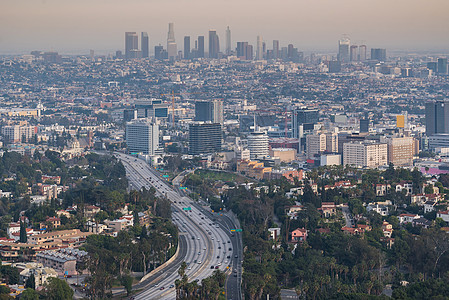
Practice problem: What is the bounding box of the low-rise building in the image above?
[291,228,307,243]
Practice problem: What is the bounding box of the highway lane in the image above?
[168,168,243,300]
[115,153,236,299]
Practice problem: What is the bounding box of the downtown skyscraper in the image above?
[167,23,177,61]
[209,30,219,58]
[338,36,350,63]
[141,32,149,58]
[225,26,231,55]
[125,32,138,59]
[184,36,190,59]
[256,36,263,60]
[197,36,205,58]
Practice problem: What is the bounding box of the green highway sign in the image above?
[179,187,187,190]
[162,175,169,178]
[183,207,191,211]
[230,229,242,232]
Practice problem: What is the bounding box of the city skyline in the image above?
[1,0,449,54]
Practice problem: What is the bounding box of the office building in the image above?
[343,141,387,168]
[371,48,387,61]
[1,125,37,143]
[437,58,448,74]
[292,109,319,139]
[359,45,367,61]
[426,101,449,136]
[237,42,248,59]
[209,30,220,58]
[326,132,338,153]
[125,32,138,59]
[306,132,338,159]
[123,109,137,122]
[350,45,358,61]
[167,23,177,60]
[141,32,149,58]
[338,37,350,63]
[273,40,279,59]
[256,36,263,60]
[184,36,190,59]
[328,60,341,73]
[360,119,369,133]
[126,118,159,155]
[380,136,414,166]
[427,62,438,73]
[429,134,449,150]
[197,36,205,58]
[225,26,231,55]
[248,131,269,160]
[194,100,223,124]
[154,45,165,60]
[189,123,222,155]
[135,99,168,119]
[306,133,326,159]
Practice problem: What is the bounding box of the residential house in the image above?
[291,228,308,243]
[268,228,281,240]
[375,184,391,196]
[13,262,58,288]
[412,217,432,228]
[398,213,420,224]
[83,205,101,219]
[395,181,413,196]
[424,200,437,213]
[319,202,337,218]
[381,221,393,238]
[437,211,449,223]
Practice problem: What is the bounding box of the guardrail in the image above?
[139,237,181,283]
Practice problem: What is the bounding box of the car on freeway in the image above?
[210,266,214,269]
[234,255,238,258]
[169,284,174,288]
[229,248,232,251]
[160,287,165,290]
[198,261,202,264]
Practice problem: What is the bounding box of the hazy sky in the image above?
[1,0,449,55]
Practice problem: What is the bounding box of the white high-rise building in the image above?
[256,36,263,60]
[343,141,387,168]
[248,131,269,160]
[126,118,159,155]
[225,26,231,55]
[338,36,350,63]
[167,23,177,60]
[306,133,327,159]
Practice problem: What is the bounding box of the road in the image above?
[114,153,242,300]
[172,169,243,300]
[341,205,354,228]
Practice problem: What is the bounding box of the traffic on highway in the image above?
[114,152,242,300]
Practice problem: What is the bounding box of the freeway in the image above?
[172,170,243,300]
[114,153,241,300]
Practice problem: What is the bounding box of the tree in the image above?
[42,277,73,300]
[19,288,39,300]
[121,275,133,296]
[19,221,27,243]
[25,274,35,290]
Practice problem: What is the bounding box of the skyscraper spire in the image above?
[167,23,177,61]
